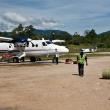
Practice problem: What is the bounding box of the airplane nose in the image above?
[65,48,69,53]
[59,46,69,53]
[49,45,69,54]
[63,47,69,53]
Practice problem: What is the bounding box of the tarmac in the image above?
[0,56,110,110]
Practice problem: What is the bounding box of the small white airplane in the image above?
[52,39,65,43]
[81,48,97,53]
[0,36,69,63]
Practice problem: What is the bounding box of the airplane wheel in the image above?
[20,57,25,62]
[30,57,36,62]
[37,58,41,61]
[13,57,19,63]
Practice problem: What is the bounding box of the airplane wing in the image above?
[0,36,13,42]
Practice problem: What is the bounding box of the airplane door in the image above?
[42,42,49,55]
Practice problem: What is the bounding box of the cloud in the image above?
[33,19,59,29]
[0,22,10,31]
[0,0,110,34]
[0,12,60,31]
[42,20,58,28]
[2,12,27,24]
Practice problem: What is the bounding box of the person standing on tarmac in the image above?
[55,49,59,64]
[77,49,88,76]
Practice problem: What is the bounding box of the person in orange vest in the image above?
[77,49,88,76]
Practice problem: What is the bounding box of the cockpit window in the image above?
[42,42,47,46]
[46,41,53,44]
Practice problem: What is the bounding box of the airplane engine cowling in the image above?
[13,37,28,47]
[0,43,14,51]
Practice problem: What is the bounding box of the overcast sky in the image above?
[0,0,110,34]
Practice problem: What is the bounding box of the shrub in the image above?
[102,69,110,79]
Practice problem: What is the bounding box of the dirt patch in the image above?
[0,56,110,110]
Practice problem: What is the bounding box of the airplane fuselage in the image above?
[0,40,69,57]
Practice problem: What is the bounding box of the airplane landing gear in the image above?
[37,58,41,61]
[30,57,36,62]
[52,56,56,63]
[20,57,25,62]
[13,57,19,63]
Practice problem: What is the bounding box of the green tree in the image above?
[84,29,97,46]
[24,25,35,38]
[11,24,24,38]
[71,32,82,45]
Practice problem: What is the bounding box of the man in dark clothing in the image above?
[77,49,88,76]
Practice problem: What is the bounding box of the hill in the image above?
[0,29,72,40]
[98,31,110,37]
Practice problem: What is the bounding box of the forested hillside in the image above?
[0,24,110,48]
